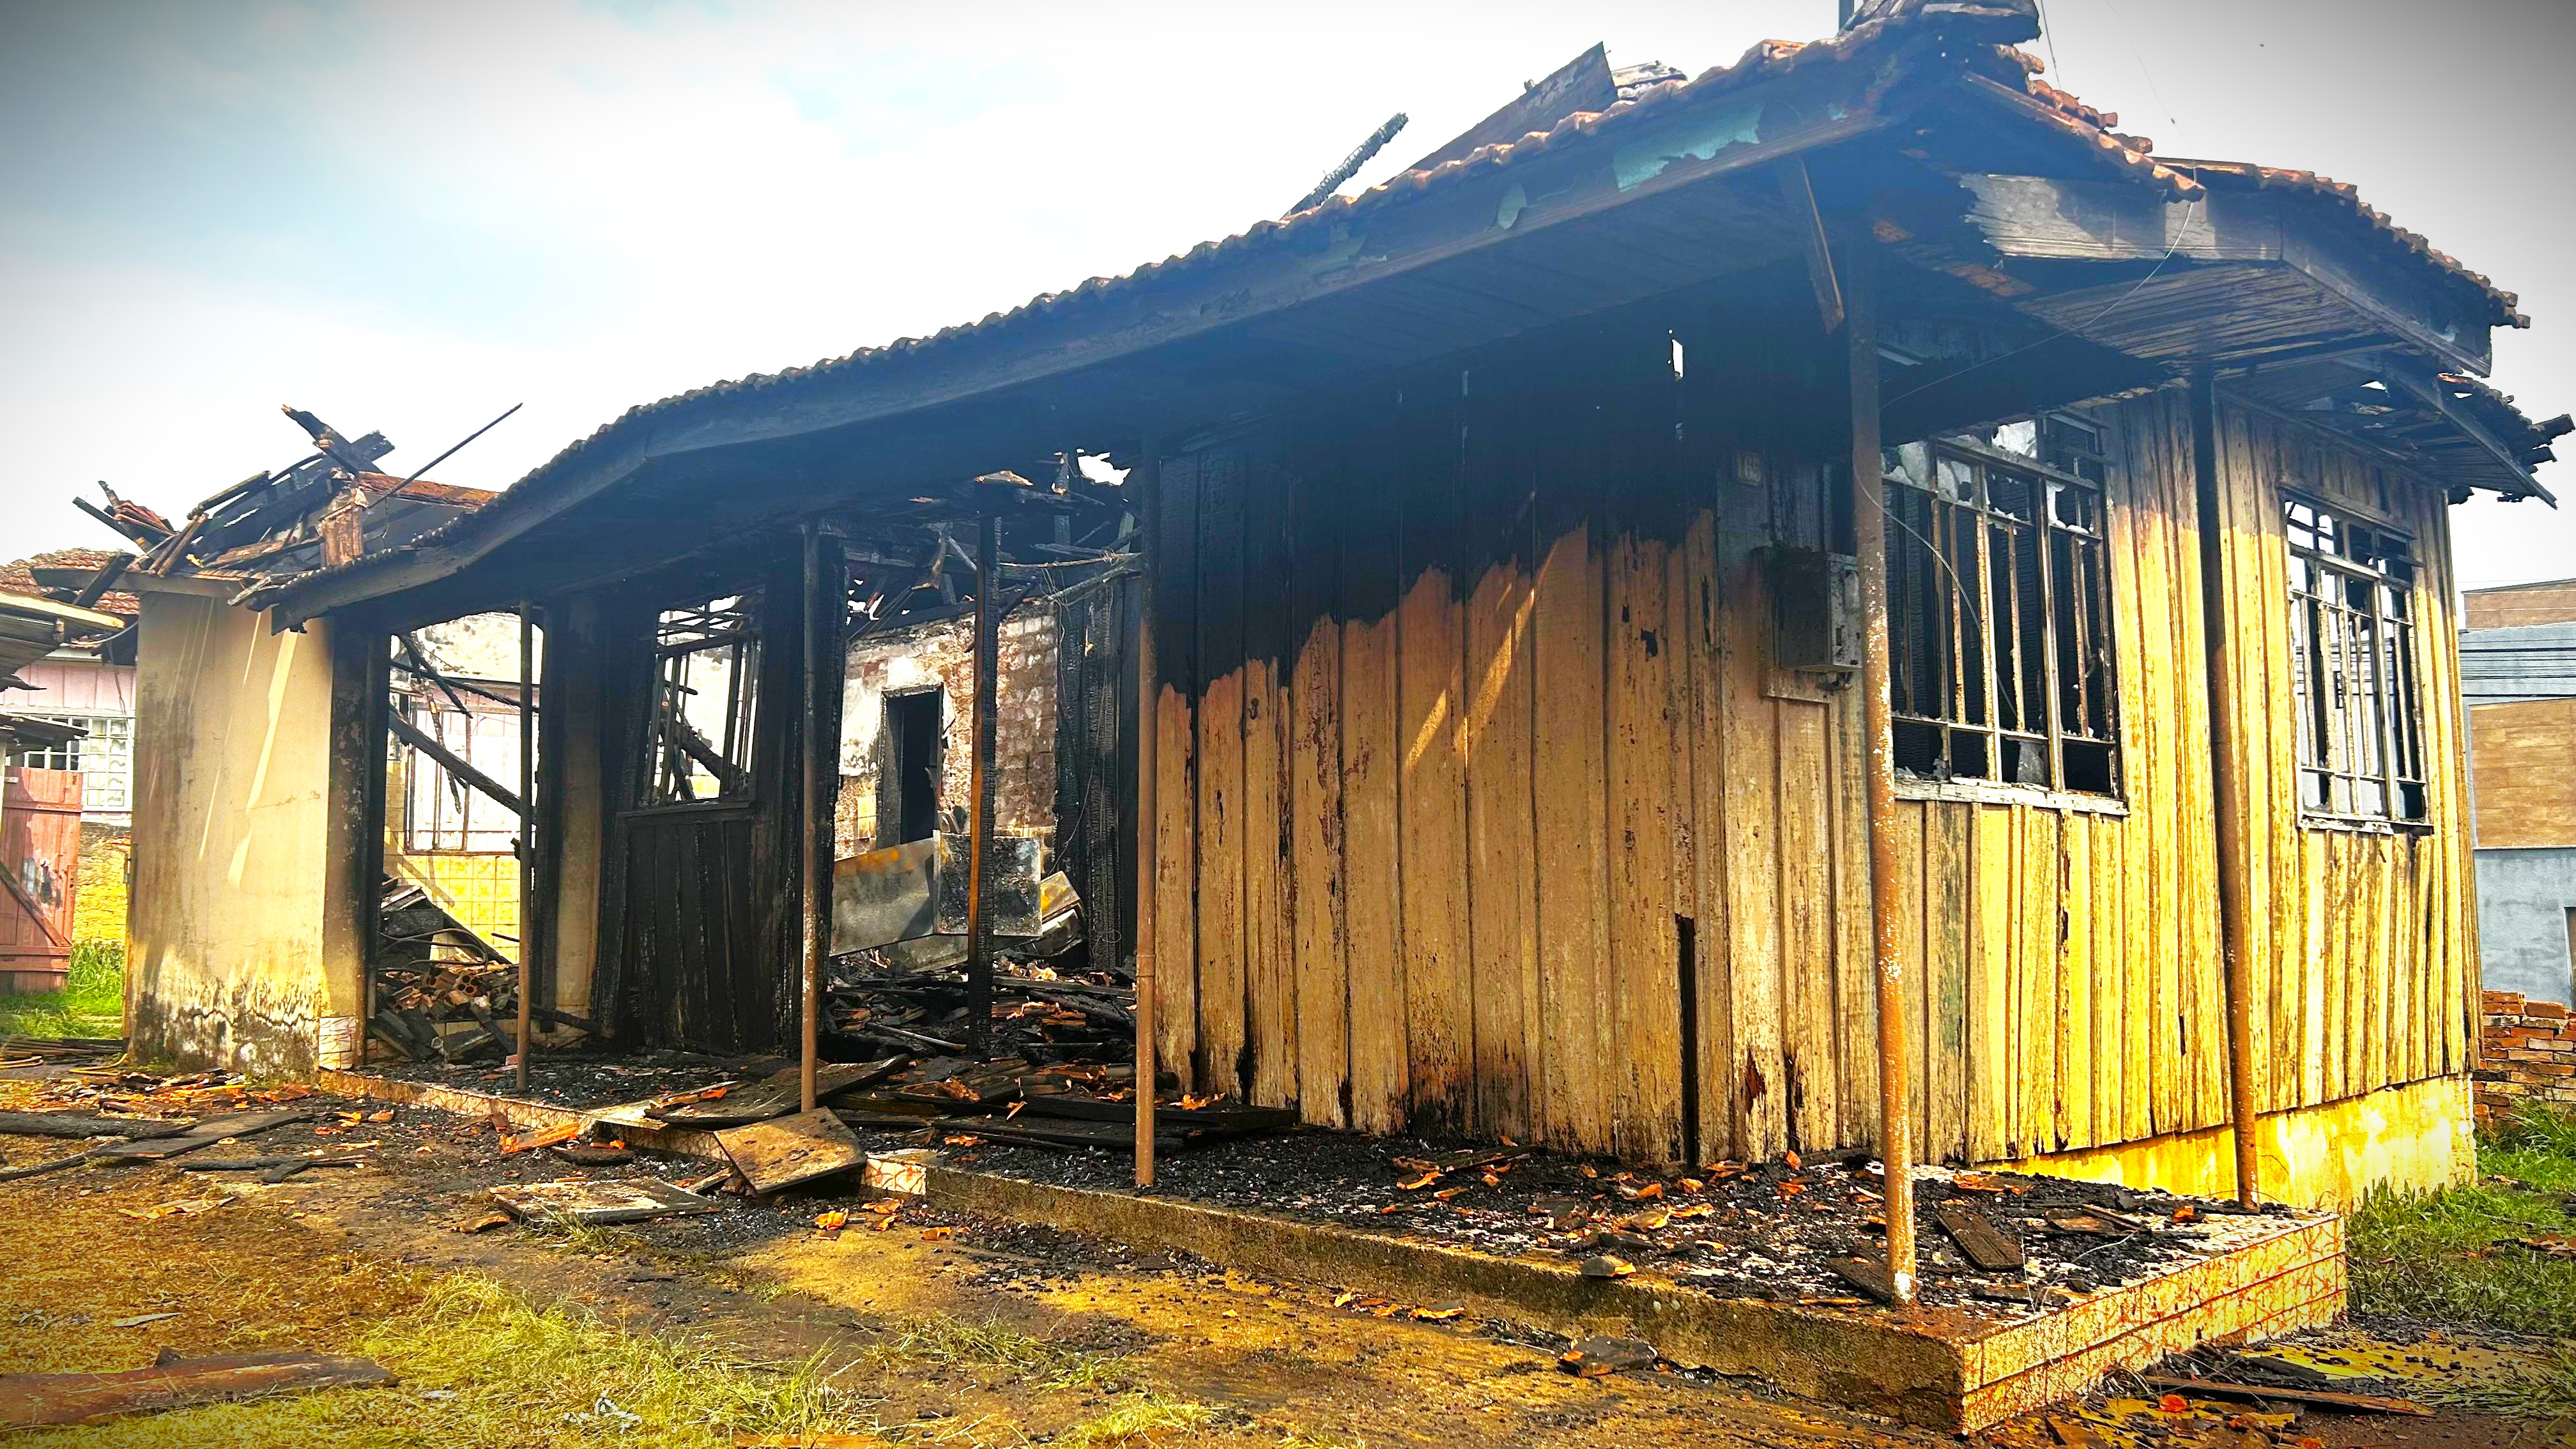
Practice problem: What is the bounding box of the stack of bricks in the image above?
[2478,989,2576,1124]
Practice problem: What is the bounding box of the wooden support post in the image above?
[2190,366,2262,1209]
[965,512,1002,1055]
[358,632,390,1045]
[799,522,829,1113]
[1132,452,1161,1186]
[1845,237,1917,1303]
[515,604,537,1092]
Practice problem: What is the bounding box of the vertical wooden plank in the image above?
[1966,804,2014,1163]
[1683,503,1736,1164]
[1287,444,1349,1128]
[1241,446,1297,1109]
[1195,448,1249,1097]
[1884,796,1925,1155]
[2088,798,2124,1148]
[1927,802,1971,1164]
[2018,807,2060,1156]
[2301,828,2328,1105]
[1340,403,1409,1135]
[1398,376,1474,1134]
[1532,363,1614,1154]
[2060,813,2093,1149]
[1607,519,1685,1162]
[1463,358,1541,1143]
[1837,693,1890,1154]
[1153,452,1202,1089]
[1775,699,1836,1153]
[2108,402,2158,1143]
[1717,454,1784,1162]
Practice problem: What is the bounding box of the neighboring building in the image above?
[1,585,126,988]
[0,548,141,827]
[103,0,2568,1216]
[836,609,1060,857]
[2463,579,2576,1005]
[385,613,530,950]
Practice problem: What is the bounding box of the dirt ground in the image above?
[0,1076,2562,1447]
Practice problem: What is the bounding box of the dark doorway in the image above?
[887,691,943,844]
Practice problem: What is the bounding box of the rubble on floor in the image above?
[367,876,598,1064]
[939,1130,2299,1318]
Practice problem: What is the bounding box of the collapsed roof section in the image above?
[141,0,2552,629]
[73,407,495,601]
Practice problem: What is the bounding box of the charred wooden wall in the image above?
[1145,296,2476,1168]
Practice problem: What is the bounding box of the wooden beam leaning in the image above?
[2189,368,2262,1208]
[1781,158,1844,335]
[383,713,521,820]
[1844,235,1918,1301]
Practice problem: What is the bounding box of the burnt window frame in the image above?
[2283,495,2428,826]
[636,592,763,809]
[1882,413,2124,801]
[401,700,523,854]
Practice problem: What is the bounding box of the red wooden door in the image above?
[1,767,82,992]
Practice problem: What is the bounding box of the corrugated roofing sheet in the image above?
[252,0,2539,611]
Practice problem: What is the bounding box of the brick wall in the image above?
[2478,988,2576,1124]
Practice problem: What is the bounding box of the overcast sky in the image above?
[4,0,2571,588]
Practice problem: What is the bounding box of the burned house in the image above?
[87,0,2564,1219]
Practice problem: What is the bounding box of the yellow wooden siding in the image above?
[1150,364,2475,1165]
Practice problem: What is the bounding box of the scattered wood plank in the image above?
[655,1058,905,1127]
[487,1177,726,1226]
[87,1110,316,1165]
[2136,1376,2432,1417]
[716,1108,864,1195]
[0,1351,396,1428]
[1934,1206,2025,1271]
[0,1110,188,1141]
[1826,1255,1899,1303]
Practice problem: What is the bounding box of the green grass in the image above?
[857,1313,1130,1392]
[10,1272,870,1448]
[2347,1103,2576,1415]
[0,938,124,1041]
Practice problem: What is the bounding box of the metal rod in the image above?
[1287,112,1408,216]
[2190,366,2263,1209]
[799,522,827,1114]
[1131,451,1161,1186]
[515,604,536,1092]
[1846,237,1917,1303]
[965,512,1002,1055]
[387,402,524,497]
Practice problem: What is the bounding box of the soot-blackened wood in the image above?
[1285,427,1350,1127]
[1193,445,1249,1092]
[1241,435,1296,1107]
[1151,452,1202,1085]
[588,595,653,1043]
[1337,389,1407,1133]
[1395,363,1471,1133]
[1460,342,1542,1143]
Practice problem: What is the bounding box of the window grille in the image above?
[2285,497,2426,823]
[1882,415,2121,796]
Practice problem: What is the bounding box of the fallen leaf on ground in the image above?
[1412,1302,1466,1321]
[814,1211,848,1233]
[1397,1172,1440,1192]
[919,1227,954,1242]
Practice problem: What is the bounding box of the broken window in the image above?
[1882,415,2120,796]
[641,594,761,806]
[401,704,521,853]
[2285,498,2426,823]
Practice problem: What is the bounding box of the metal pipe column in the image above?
[1846,240,1917,1303]
[2189,366,2264,1208]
